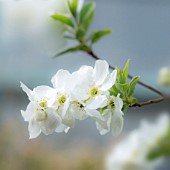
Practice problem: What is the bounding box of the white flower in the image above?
[51,69,77,128]
[106,114,170,170]
[96,94,124,136]
[158,67,170,86]
[73,60,117,110]
[20,82,67,139]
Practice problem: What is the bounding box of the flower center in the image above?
[58,95,66,105]
[109,100,115,109]
[90,87,99,97]
[39,101,47,109]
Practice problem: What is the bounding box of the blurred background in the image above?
[0,0,170,169]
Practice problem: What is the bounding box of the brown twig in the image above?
[87,48,168,108]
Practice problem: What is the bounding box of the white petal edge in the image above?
[20,82,33,101]
[93,60,109,86]
[100,70,117,91]
[28,118,41,139]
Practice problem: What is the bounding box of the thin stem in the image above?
[86,48,168,108]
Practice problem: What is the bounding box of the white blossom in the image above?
[73,60,117,110]
[2,0,68,53]
[20,60,122,138]
[20,82,68,139]
[96,94,124,136]
[106,114,170,170]
[159,67,170,86]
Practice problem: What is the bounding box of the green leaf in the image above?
[88,30,112,44]
[68,0,78,18]
[127,97,138,106]
[76,27,86,40]
[54,45,88,57]
[64,35,76,40]
[51,14,74,28]
[115,67,124,84]
[123,59,130,83]
[115,83,129,95]
[84,11,95,33]
[80,2,96,25]
[127,76,140,97]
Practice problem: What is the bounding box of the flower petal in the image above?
[33,86,54,101]
[85,109,107,129]
[21,102,35,122]
[20,82,33,101]
[39,108,61,135]
[51,69,71,90]
[96,109,112,135]
[86,95,107,110]
[55,124,70,133]
[115,94,124,115]
[28,118,41,139]
[111,111,124,137]
[69,103,88,120]
[93,60,109,86]
[100,70,117,91]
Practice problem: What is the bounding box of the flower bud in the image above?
[158,67,170,86]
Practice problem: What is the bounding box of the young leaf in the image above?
[80,2,96,25]
[123,59,130,83]
[76,27,86,40]
[115,67,123,84]
[88,30,112,44]
[115,83,129,95]
[64,35,76,40]
[54,45,88,57]
[84,11,95,33]
[127,76,140,97]
[68,0,78,19]
[51,14,74,28]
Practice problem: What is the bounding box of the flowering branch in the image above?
[86,48,167,108]
[50,0,169,108]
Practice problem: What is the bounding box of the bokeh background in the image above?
[0,0,170,169]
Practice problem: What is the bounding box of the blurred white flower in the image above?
[2,0,69,53]
[158,67,170,86]
[106,114,170,170]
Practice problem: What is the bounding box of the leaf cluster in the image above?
[51,0,112,57]
[109,60,140,111]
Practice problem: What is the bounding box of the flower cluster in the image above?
[106,114,170,170]
[21,60,124,139]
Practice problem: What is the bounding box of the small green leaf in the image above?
[115,83,129,95]
[115,67,124,84]
[109,89,117,97]
[127,97,138,106]
[127,76,140,97]
[76,27,86,40]
[88,30,112,44]
[84,11,95,33]
[80,2,96,25]
[64,35,76,40]
[51,14,74,28]
[68,0,78,18]
[122,103,129,112]
[54,45,88,57]
[123,59,130,83]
